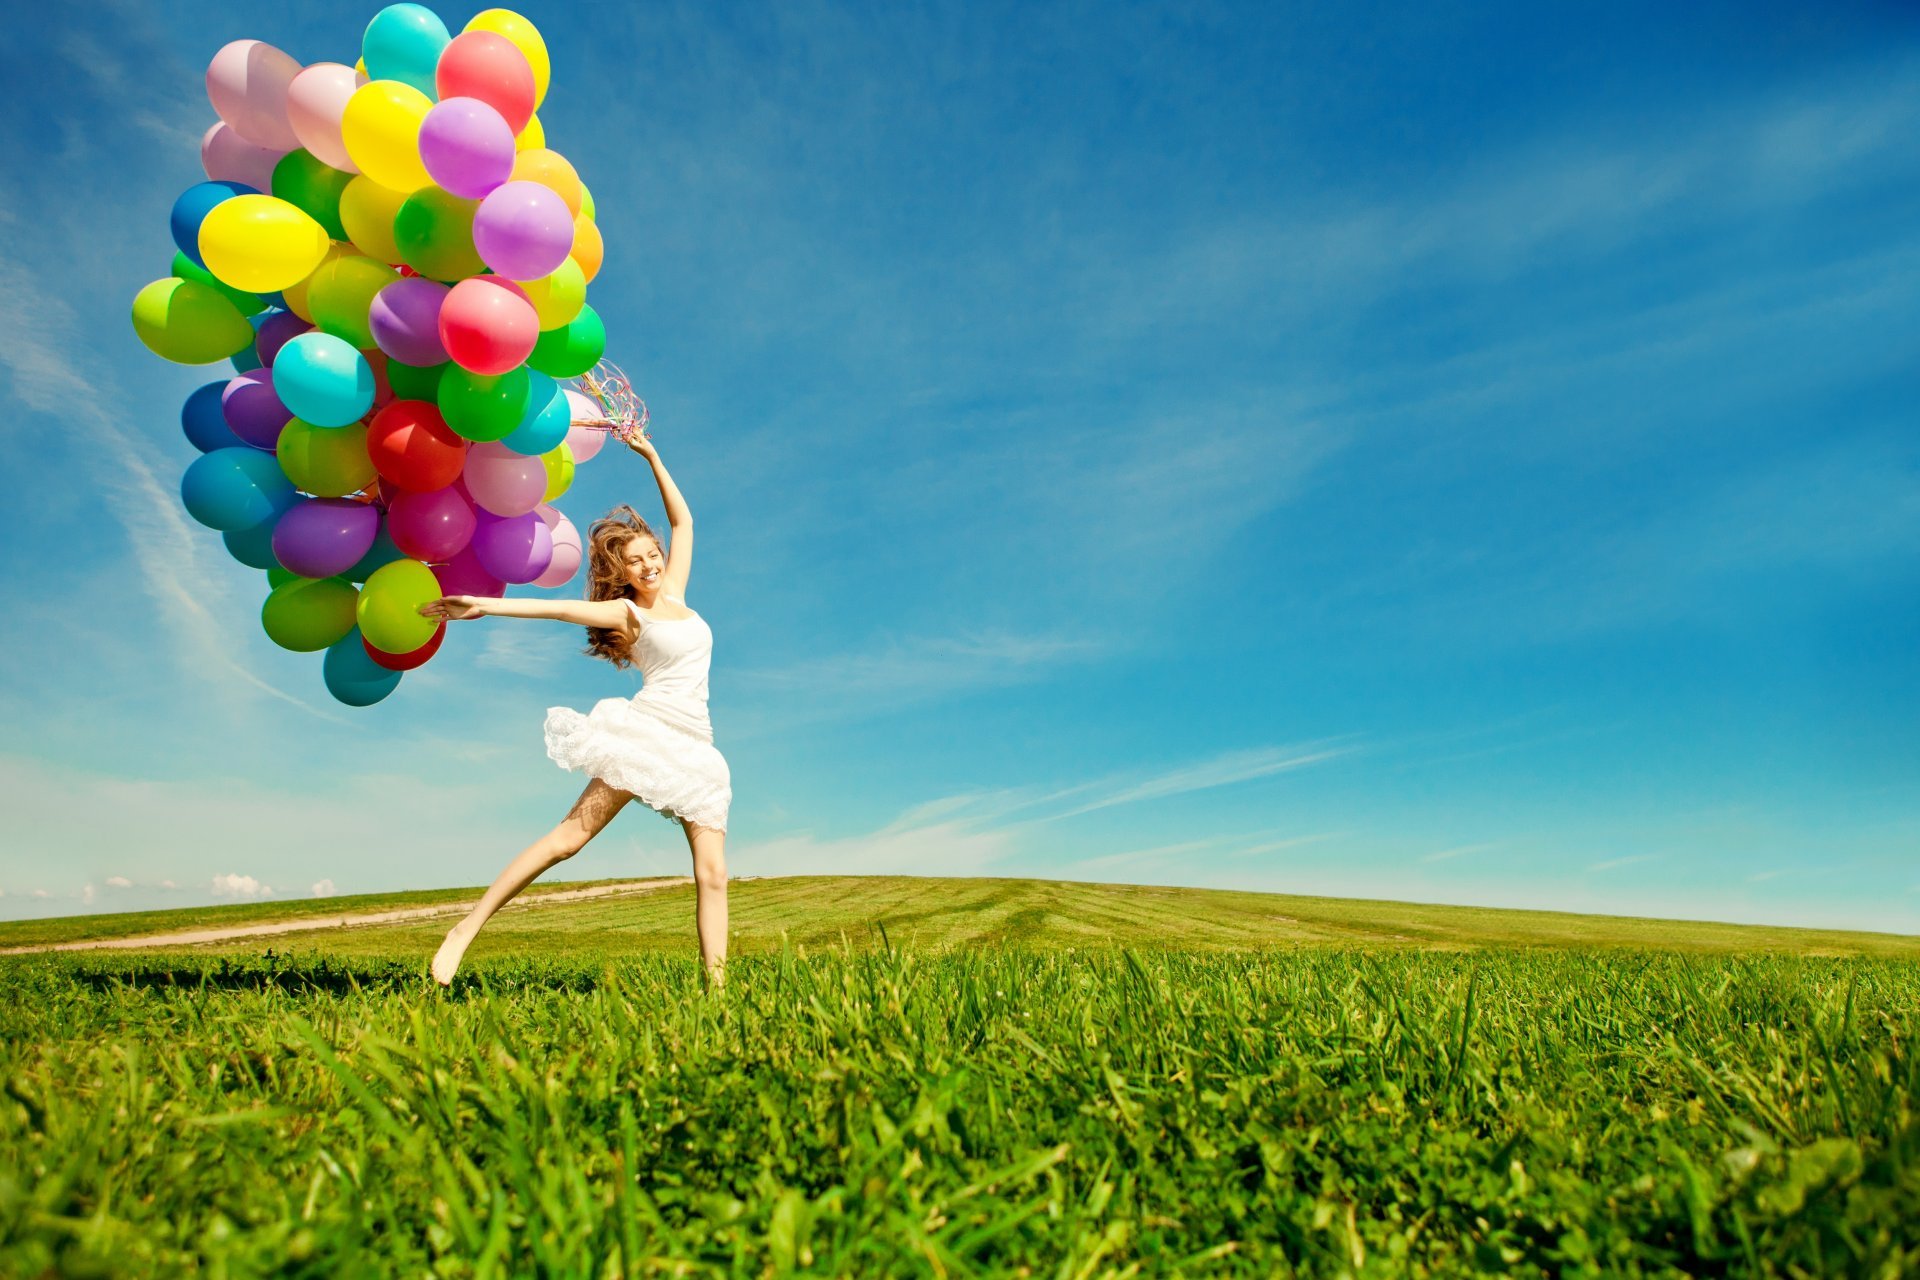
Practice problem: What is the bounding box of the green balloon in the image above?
[271,150,354,241]
[278,418,376,497]
[358,559,441,654]
[262,576,359,652]
[307,255,398,349]
[267,566,298,589]
[131,277,256,365]
[170,252,265,317]
[438,364,531,442]
[387,359,448,402]
[393,188,484,282]
[526,304,606,378]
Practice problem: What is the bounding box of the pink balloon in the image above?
[206,40,303,151]
[464,440,547,516]
[532,510,582,587]
[285,63,363,173]
[202,122,287,194]
[388,485,477,562]
[438,277,538,376]
[561,389,606,461]
[435,31,537,134]
[435,545,506,598]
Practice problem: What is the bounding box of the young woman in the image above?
[418,434,732,989]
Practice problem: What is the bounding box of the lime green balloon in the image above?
[130,277,255,365]
[357,558,441,654]
[579,183,595,220]
[262,576,359,652]
[393,187,484,281]
[541,442,574,502]
[278,419,376,496]
[526,304,605,378]
[170,252,265,317]
[387,359,448,401]
[438,364,531,442]
[307,254,399,348]
[272,150,355,241]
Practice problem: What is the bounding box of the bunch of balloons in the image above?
[131,6,623,706]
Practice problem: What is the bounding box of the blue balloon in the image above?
[274,333,374,427]
[362,4,450,95]
[230,344,263,375]
[182,381,245,453]
[222,509,286,570]
[324,630,403,706]
[169,181,256,269]
[180,447,295,531]
[346,525,407,584]
[500,374,570,455]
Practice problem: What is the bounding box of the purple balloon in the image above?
[417,97,515,199]
[388,485,477,562]
[222,369,292,449]
[473,181,575,281]
[470,509,553,584]
[368,277,451,366]
[272,498,380,579]
[435,545,506,597]
[255,310,312,367]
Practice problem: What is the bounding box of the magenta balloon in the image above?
[417,97,516,199]
[387,485,477,562]
[201,122,287,194]
[532,510,581,587]
[462,440,547,516]
[206,40,303,150]
[435,545,506,597]
[222,369,292,449]
[368,277,451,366]
[272,498,379,578]
[472,181,574,281]
[256,311,313,366]
[471,510,553,584]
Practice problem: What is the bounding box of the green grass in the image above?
[2,880,1916,1276]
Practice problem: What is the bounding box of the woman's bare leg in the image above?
[682,821,728,988]
[431,779,632,985]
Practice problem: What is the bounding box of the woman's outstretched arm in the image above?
[631,436,695,596]
[419,595,630,627]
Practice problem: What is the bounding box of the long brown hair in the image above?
[582,505,662,668]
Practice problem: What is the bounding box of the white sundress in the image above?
[542,596,733,831]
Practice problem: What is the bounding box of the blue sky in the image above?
[0,0,1915,932]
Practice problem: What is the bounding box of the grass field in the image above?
[2,878,1916,1276]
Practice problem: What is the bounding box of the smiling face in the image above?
[620,534,665,593]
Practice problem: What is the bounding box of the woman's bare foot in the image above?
[431,922,477,987]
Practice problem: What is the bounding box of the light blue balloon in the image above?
[274,333,374,427]
[182,381,244,453]
[222,508,287,570]
[324,630,403,706]
[180,448,295,531]
[362,4,450,96]
[500,373,570,455]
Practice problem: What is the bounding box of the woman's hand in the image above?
[419,595,487,621]
[625,429,658,462]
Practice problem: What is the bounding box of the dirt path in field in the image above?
[0,878,692,956]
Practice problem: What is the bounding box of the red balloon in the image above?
[367,400,469,491]
[365,622,445,671]
[439,276,538,376]
[436,31,537,135]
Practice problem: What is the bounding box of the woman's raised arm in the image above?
[420,595,631,628]
[630,436,695,595]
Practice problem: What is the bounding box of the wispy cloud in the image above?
[1039,742,1357,822]
[311,879,337,898]
[104,876,132,889]
[1587,854,1656,875]
[211,873,273,899]
[1420,842,1498,865]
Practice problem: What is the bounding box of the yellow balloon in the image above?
[579,183,595,220]
[282,243,351,323]
[515,112,545,152]
[339,175,408,264]
[541,442,575,503]
[520,258,586,330]
[197,195,331,293]
[340,80,434,193]
[466,9,550,108]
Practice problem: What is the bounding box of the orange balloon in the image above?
[509,148,581,218]
[569,213,603,283]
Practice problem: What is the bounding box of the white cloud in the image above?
[311,879,337,898]
[211,874,273,899]
[159,879,178,891]
[1039,743,1356,822]
[740,819,1013,879]
[1587,854,1656,874]
[104,875,132,889]
[30,890,49,900]
[1420,842,1498,865]
[80,884,95,906]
